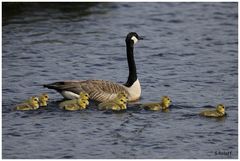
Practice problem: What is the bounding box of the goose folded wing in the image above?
[53,80,128,102]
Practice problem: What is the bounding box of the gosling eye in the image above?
[45,96,48,98]
[34,98,38,101]
[85,95,88,97]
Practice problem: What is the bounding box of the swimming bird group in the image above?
[15,93,49,111]
[14,32,227,117]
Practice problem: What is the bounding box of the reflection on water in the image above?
[2,2,238,159]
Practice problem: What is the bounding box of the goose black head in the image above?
[125,32,143,46]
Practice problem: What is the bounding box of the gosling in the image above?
[15,96,39,111]
[141,96,172,111]
[98,98,127,111]
[199,104,226,117]
[98,92,128,111]
[115,92,128,103]
[63,99,88,111]
[79,92,90,100]
[59,92,89,108]
[39,93,49,107]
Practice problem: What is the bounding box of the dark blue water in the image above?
[2,2,238,159]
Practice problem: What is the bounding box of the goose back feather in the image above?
[44,80,130,102]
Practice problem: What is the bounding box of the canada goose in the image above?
[39,93,49,107]
[15,96,39,111]
[199,104,226,117]
[59,92,89,108]
[98,98,127,111]
[141,96,172,111]
[63,99,88,111]
[44,32,143,102]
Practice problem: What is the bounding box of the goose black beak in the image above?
[138,36,144,40]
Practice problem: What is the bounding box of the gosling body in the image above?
[98,99,126,111]
[98,92,128,111]
[63,99,88,111]
[141,96,171,111]
[200,104,226,117]
[15,97,39,111]
[59,92,89,108]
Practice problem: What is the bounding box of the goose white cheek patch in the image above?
[131,36,138,44]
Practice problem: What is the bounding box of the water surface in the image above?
[2,2,238,159]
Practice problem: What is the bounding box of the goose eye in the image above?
[34,99,38,101]
[85,95,88,97]
[45,96,48,98]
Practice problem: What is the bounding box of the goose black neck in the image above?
[124,42,137,87]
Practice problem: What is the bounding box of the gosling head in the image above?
[116,92,128,102]
[30,96,39,108]
[79,92,89,100]
[125,32,143,46]
[161,96,171,109]
[115,98,127,110]
[115,98,127,105]
[79,99,88,108]
[216,104,225,114]
[39,93,49,102]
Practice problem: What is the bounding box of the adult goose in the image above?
[44,32,143,102]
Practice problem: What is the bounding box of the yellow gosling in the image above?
[63,99,88,111]
[98,98,127,111]
[199,104,226,117]
[80,92,89,101]
[15,96,39,111]
[39,93,49,107]
[141,96,171,111]
[98,92,128,111]
[112,97,127,110]
[115,92,128,102]
[59,92,89,108]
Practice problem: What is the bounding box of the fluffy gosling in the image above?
[141,96,172,111]
[98,98,127,111]
[63,99,88,111]
[59,92,89,108]
[15,96,39,111]
[199,104,226,117]
[39,93,49,107]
